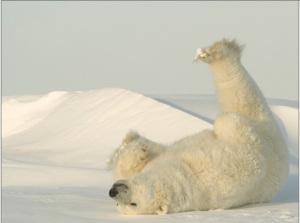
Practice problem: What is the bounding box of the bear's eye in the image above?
[130,202,137,206]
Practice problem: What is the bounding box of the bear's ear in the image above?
[122,131,140,144]
[156,205,168,215]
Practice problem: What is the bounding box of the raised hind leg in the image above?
[194,39,272,121]
[214,112,260,144]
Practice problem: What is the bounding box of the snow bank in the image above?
[3,88,211,170]
[3,91,68,137]
[272,105,298,158]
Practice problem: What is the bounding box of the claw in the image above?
[193,48,209,62]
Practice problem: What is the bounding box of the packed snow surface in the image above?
[2,89,298,223]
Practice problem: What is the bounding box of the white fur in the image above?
[109,39,289,215]
[109,131,166,179]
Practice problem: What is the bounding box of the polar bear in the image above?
[108,39,289,215]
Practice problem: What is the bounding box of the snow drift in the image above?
[3,88,211,170]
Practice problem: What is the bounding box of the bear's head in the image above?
[109,178,169,215]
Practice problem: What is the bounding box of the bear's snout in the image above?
[109,183,128,198]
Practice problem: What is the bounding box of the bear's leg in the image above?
[108,131,166,179]
[111,143,155,179]
[194,39,272,121]
[214,112,259,144]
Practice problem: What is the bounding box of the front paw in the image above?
[109,132,153,179]
[114,144,150,178]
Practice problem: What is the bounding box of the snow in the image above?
[3,91,68,138]
[2,88,298,222]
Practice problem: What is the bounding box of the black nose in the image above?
[109,183,128,198]
[109,187,118,197]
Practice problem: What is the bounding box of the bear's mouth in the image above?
[116,202,137,206]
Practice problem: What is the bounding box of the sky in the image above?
[2,1,298,100]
